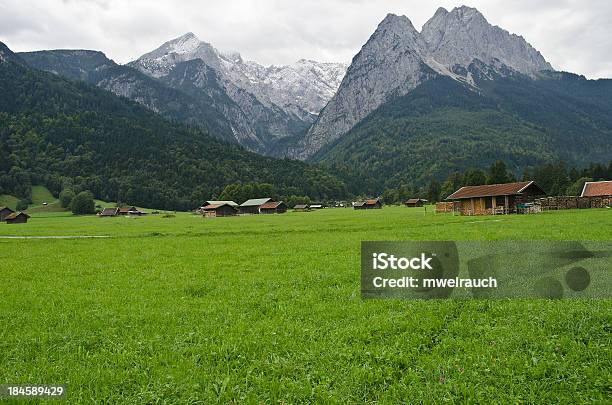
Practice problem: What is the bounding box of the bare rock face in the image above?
[421,6,552,76]
[129,33,346,152]
[293,14,439,159]
[290,6,555,159]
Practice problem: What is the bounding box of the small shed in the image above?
[309,204,324,209]
[581,181,612,197]
[0,206,15,222]
[200,200,238,213]
[404,198,428,207]
[4,212,30,224]
[239,198,272,215]
[293,204,310,211]
[353,201,366,210]
[446,181,546,215]
[202,203,238,218]
[99,207,119,217]
[259,201,287,214]
[354,198,382,210]
[118,206,145,216]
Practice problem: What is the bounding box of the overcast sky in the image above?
[1,0,610,78]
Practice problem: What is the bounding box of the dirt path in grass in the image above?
[0,236,111,239]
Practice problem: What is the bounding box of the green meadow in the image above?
[0,207,610,403]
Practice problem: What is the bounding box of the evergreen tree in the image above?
[487,160,513,184]
[426,180,441,202]
[566,177,592,196]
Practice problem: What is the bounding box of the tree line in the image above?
[380,160,612,204]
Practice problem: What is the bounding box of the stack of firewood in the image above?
[435,201,455,213]
[534,196,611,210]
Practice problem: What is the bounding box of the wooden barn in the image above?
[354,198,382,210]
[202,203,238,218]
[239,198,272,215]
[259,201,287,214]
[4,212,30,224]
[446,181,546,216]
[99,207,119,217]
[404,198,428,207]
[200,200,238,209]
[118,206,146,216]
[0,206,15,222]
[293,204,310,211]
[581,180,612,197]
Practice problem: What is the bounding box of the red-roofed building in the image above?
[581,181,612,197]
[446,181,545,215]
[354,198,382,210]
[259,201,287,214]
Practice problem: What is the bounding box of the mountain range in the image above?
[0,41,347,209]
[3,5,612,199]
[20,34,346,154]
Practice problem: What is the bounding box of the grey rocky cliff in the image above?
[421,6,552,76]
[291,6,555,160]
[290,14,438,159]
[129,33,346,152]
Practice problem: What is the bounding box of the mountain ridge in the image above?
[292,5,558,159]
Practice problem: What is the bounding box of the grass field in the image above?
[0,194,19,211]
[0,207,610,403]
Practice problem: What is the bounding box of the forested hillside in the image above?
[0,46,348,210]
[314,74,612,195]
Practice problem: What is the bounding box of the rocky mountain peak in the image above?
[422,5,552,75]
[292,6,556,159]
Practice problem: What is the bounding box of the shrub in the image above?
[71,191,95,215]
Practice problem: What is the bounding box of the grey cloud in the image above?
[0,0,610,78]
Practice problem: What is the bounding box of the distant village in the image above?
[186,179,612,218]
[2,180,611,225]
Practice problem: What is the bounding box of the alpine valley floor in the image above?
[0,207,610,402]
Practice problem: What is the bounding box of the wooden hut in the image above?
[239,198,272,215]
[581,181,612,197]
[259,201,287,214]
[293,204,310,211]
[118,206,145,216]
[0,206,15,222]
[202,203,238,218]
[446,181,545,216]
[354,198,382,210]
[4,212,30,224]
[404,198,428,207]
[99,207,119,217]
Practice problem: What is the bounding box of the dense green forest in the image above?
[379,160,612,204]
[315,74,612,196]
[0,51,347,210]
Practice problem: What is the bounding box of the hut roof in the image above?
[365,198,381,205]
[293,204,309,209]
[0,206,13,212]
[204,200,238,207]
[240,198,272,207]
[202,203,237,211]
[5,212,30,220]
[581,180,612,197]
[446,181,544,200]
[405,198,427,204]
[100,207,119,216]
[260,201,284,209]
